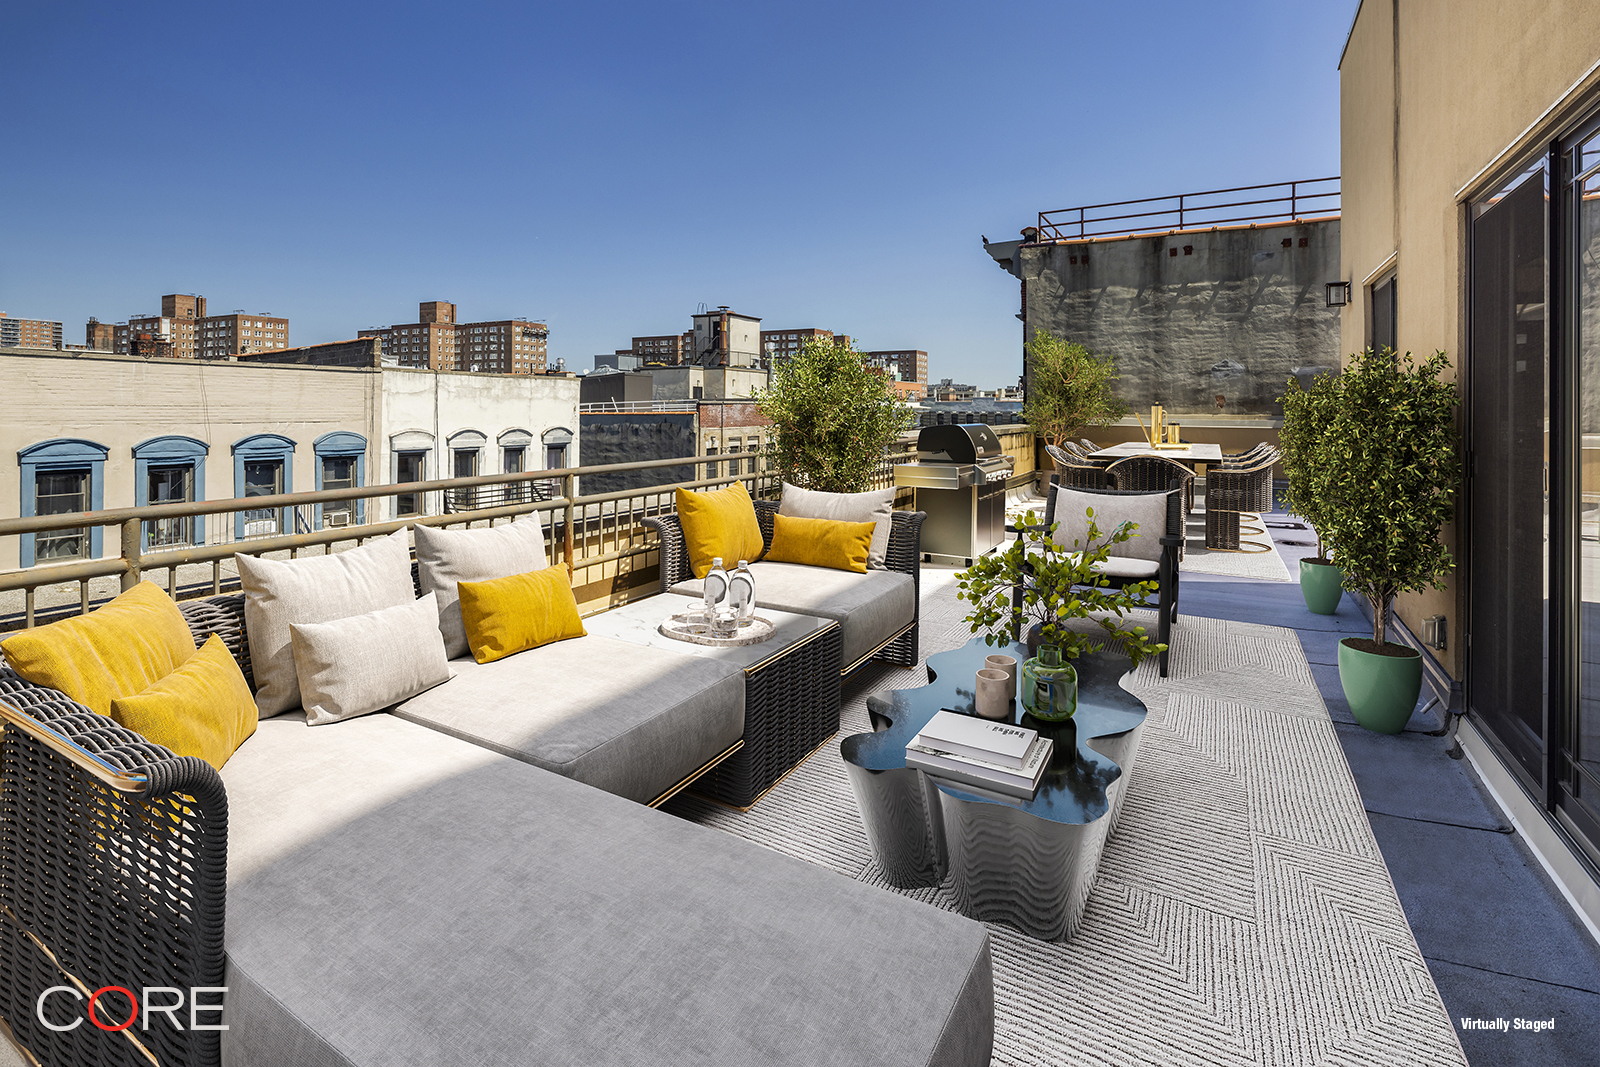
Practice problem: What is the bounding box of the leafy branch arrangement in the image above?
[1022,329,1129,448]
[1318,347,1459,647]
[956,508,1167,667]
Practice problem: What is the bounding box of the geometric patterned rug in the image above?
[664,571,1466,1067]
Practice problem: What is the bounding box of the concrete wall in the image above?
[579,371,654,406]
[1017,219,1341,417]
[0,347,381,570]
[1340,0,1600,680]
[241,337,383,368]
[379,368,581,515]
[579,413,698,496]
[649,366,769,400]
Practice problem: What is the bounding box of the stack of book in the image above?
[905,710,1053,799]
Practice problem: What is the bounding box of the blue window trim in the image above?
[313,431,367,528]
[133,435,209,549]
[18,438,108,568]
[232,434,296,539]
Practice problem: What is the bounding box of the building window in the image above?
[1370,272,1397,351]
[313,431,367,529]
[232,433,295,539]
[18,438,108,567]
[133,435,208,550]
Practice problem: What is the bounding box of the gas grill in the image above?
[893,424,1016,563]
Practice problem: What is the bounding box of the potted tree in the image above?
[1319,348,1459,733]
[1022,329,1129,450]
[1279,371,1344,613]
[755,335,916,492]
[957,508,1165,720]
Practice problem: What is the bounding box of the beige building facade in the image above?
[1340,0,1600,894]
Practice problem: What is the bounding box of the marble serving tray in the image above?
[659,611,776,647]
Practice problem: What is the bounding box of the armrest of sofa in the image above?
[181,592,255,690]
[0,671,228,1067]
[642,513,691,594]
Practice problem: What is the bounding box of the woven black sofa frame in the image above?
[0,597,243,1067]
[644,499,925,675]
[1013,482,1182,678]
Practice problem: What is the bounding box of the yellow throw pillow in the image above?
[109,635,257,771]
[675,482,766,579]
[458,568,588,665]
[0,581,197,718]
[763,513,874,573]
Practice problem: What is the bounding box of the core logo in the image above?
[34,986,226,1033]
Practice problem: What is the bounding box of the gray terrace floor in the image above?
[1183,511,1600,1067]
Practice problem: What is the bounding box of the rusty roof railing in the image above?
[1036,176,1340,243]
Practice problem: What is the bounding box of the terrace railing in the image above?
[1036,176,1340,243]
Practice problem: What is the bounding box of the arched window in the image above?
[232,434,296,539]
[447,430,486,510]
[498,429,534,504]
[314,432,367,529]
[389,429,434,518]
[541,427,573,471]
[18,438,108,567]
[133,435,208,549]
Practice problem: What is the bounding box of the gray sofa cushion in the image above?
[413,516,548,659]
[391,634,745,804]
[219,714,994,1067]
[1053,487,1169,562]
[673,561,913,668]
[778,482,896,569]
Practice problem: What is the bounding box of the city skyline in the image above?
[0,2,1345,388]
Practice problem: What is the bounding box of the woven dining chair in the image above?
[1105,454,1195,516]
[1044,442,1109,490]
[1203,457,1277,552]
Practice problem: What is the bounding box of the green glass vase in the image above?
[1021,644,1078,721]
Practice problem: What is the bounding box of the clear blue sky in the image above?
[0,1,1347,388]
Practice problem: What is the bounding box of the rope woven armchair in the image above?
[1204,455,1277,551]
[1104,454,1195,516]
[1044,442,1109,490]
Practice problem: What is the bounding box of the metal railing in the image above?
[0,429,1028,631]
[1036,176,1340,243]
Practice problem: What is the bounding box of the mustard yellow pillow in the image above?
[109,635,257,770]
[763,513,874,573]
[458,568,587,665]
[676,482,765,579]
[0,581,197,718]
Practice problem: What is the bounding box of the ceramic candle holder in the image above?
[984,654,1018,700]
[975,668,1012,719]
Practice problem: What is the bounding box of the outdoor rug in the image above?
[664,570,1465,1067]
[1179,509,1293,582]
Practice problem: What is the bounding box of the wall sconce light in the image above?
[1325,281,1351,307]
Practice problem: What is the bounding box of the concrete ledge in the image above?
[1458,716,1600,949]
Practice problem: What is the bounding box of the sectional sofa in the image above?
[0,507,992,1067]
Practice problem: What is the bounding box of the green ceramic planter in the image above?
[1300,559,1344,615]
[1338,639,1423,734]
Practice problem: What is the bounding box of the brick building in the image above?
[359,300,548,374]
[0,313,63,350]
[100,294,289,360]
[760,328,837,363]
[865,349,928,387]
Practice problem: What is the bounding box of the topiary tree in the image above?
[1318,348,1459,648]
[1278,370,1342,560]
[1022,329,1128,447]
[755,335,916,493]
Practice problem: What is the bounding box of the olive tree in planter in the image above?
[755,335,916,493]
[1279,371,1344,614]
[1022,329,1129,449]
[1319,348,1459,733]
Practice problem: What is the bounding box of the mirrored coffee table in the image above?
[840,635,1148,941]
[584,594,842,809]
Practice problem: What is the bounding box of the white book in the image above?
[908,736,1054,800]
[911,710,1036,769]
[906,735,1054,795]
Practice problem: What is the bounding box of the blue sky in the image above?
[0,2,1347,387]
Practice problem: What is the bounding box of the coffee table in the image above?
[583,594,842,809]
[840,635,1148,941]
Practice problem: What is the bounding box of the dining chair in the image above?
[1203,457,1277,552]
[1105,454,1195,516]
[1044,442,1109,490]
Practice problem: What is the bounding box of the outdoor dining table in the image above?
[1088,441,1223,475]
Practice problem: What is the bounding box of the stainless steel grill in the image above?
[894,424,1015,563]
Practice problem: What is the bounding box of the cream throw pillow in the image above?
[237,528,415,717]
[290,594,453,726]
[1052,487,1169,563]
[413,516,549,659]
[777,482,896,569]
